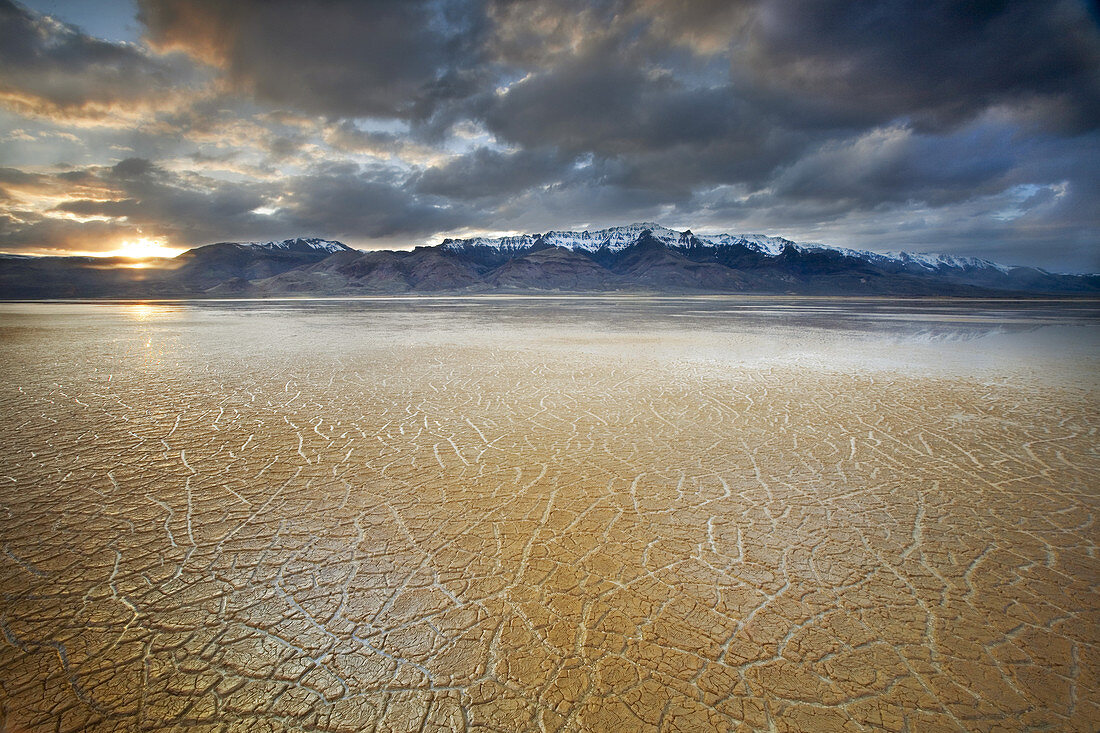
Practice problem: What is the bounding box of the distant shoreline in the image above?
[4,293,1100,303]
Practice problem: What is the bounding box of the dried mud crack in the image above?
[0,302,1096,732]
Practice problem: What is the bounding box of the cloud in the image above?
[0,212,142,254]
[0,155,479,253]
[0,0,203,123]
[770,123,1020,207]
[412,147,573,200]
[281,163,474,239]
[731,0,1100,133]
[136,0,492,120]
[1,157,275,252]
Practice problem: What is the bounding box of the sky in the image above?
[0,0,1098,271]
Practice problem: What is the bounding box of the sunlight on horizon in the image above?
[103,237,183,260]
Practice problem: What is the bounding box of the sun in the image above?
[107,237,182,259]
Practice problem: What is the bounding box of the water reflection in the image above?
[0,296,1096,385]
[126,302,164,321]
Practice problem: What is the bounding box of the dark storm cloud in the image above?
[480,57,683,154]
[0,155,281,253]
[0,154,475,253]
[412,147,574,200]
[0,212,135,254]
[0,166,46,187]
[37,158,273,245]
[0,0,198,120]
[762,122,1100,251]
[732,0,1100,133]
[472,0,1099,181]
[487,176,676,231]
[136,0,492,121]
[110,157,158,178]
[282,163,473,239]
[770,124,1020,207]
[323,121,403,156]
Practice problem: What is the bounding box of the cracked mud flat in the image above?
[0,297,1097,732]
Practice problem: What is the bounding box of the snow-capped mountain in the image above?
[231,237,354,254]
[2,225,1095,298]
[797,244,1016,275]
[444,223,1022,275]
[159,236,359,291]
[444,223,682,254]
[542,222,679,252]
[691,232,796,256]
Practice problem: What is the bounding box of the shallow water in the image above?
[0,297,1097,731]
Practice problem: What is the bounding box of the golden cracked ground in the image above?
[0,299,1097,732]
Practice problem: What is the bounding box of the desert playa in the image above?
[0,297,1097,732]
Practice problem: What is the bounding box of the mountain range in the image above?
[1,226,1096,298]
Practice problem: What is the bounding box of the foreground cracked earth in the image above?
[0,301,1097,731]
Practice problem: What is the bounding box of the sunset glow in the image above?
[104,238,182,260]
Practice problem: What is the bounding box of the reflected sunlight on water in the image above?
[123,302,183,321]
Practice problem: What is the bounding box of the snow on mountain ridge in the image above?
[799,243,1017,274]
[442,223,682,254]
[542,222,682,251]
[443,223,799,257]
[234,237,351,254]
[696,233,795,256]
[891,251,1016,274]
[442,223,1022,273]
[451,234,540,252]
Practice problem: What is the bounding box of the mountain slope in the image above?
[0,226,1095,298]
[487,246,616,291]
[0,238,353,298]
[250,246,487,294]
[438,224,1097,296]
[171,238,354,289]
